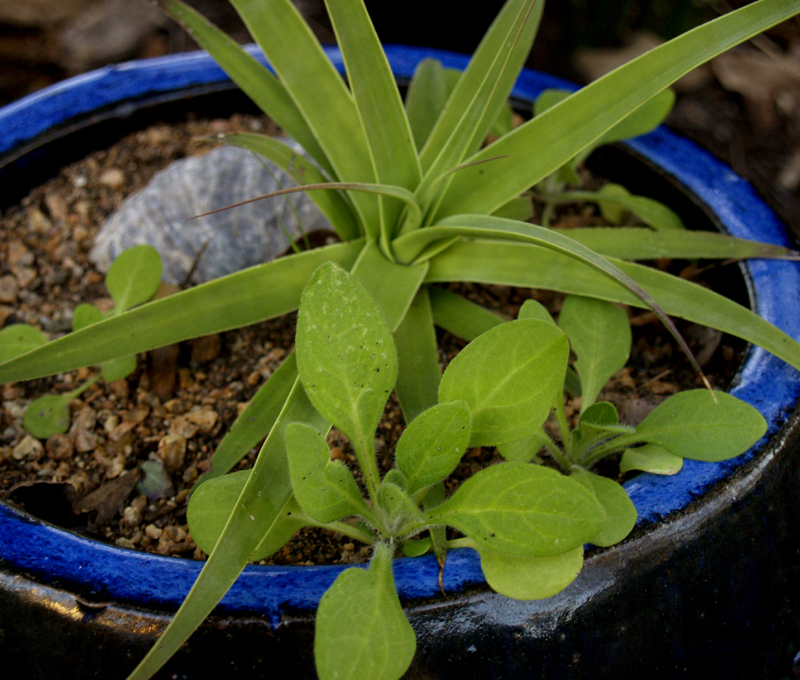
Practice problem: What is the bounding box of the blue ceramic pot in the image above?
[1,45,800,679]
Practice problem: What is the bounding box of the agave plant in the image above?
[2,0,800,679]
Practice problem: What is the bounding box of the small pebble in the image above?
[99,168,126,188]
[157,433,187,472]
[13,435,43,461]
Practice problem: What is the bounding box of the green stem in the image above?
[325,520,379,545]
[580,433,641,468]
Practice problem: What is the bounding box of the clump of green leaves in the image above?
[0,244,162,438]
[191,263,764,680]
[0,0,798,679]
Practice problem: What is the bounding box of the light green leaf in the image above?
[558,295,631,412]
[436,0,800,218]
[187,469,308,560]
[23,394,72,438]
[395,400,471,495]
[105,244,162,313]
[597,183,685,230]
[100,354,137,383]
[286,421,369,523]
[315,543,416,680]
[419,0,543,172]
[161,0,334,176]
[72,303,102,331]
[630,389,767,462]
[0,239,363,383]
[552,226,799,260]
[619,443,684,475]
[439,319,568,447]
[0,324,47,364]
[570,468,637,547]
[393,288,441,423]
[402,537,432,558]
[479,544,584,600]
[491,195,533,221]
[405,58,448,151]
[497,429,549,463]
[427,462,606,557]
[230,0,378,227]
[296,261,397,449]
[518,298,555,324]
[575,402,634,450]
[377,480,425,532]
[425,238,800,372]
[325,0,421,234]
[428,286,505,341]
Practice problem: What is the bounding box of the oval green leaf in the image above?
[285,422,369,524]
[315,544,416,680]
[0,324,48,364]
[296,262,397,447]
[427,462,606,557]
[395,400,471,495]
[23,394,72,438]
[438,319,569,447]
[633,389,767,462]
[571,468,637,547]
[105,244,163,313]
[479,544,584,600]
[619,443,684,475]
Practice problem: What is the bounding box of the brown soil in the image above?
[0,114,743,566]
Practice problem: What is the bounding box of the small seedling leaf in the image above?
[0,324,48,364]
[558,295,631,412]
[296,262,397,448]
[401,537,432,557]
[101,354,137,383]
[619,443,684,475]
[427,462,605,557]
[598,183,685,231]
[315,544,416,680]
[571,468,637,547]
[479,544,584,600]
[395,400,471,495]
[105,244,163,313]
[633,389,767,461]
[23,394,72,438]
[438,319,569,446]
[285,422,369,524]
[72,303,103,331]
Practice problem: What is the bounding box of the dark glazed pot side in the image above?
[0,45,799,679]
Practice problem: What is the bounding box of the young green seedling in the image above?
[0,244,162,438]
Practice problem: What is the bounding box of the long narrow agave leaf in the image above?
[324,0,421,233]
[0,241,363,383]
[229,0,379,227]
[200,352,298,483]
[126,379,327,680]
[427,286,505,341]
[415,0,539,212]
[393,288,441,423]
[223,132,360,241]
[396,215,710,381]
[426,238,800,371]
[160,0,334,178]
[349,241,429,331]
[435,0,800,219]
[418,0,544,172]
[405,59,448,151]
[553,227,800,261]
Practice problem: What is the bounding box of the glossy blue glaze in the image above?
[1,45,798,628]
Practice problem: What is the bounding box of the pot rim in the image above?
[0,44,799,624]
